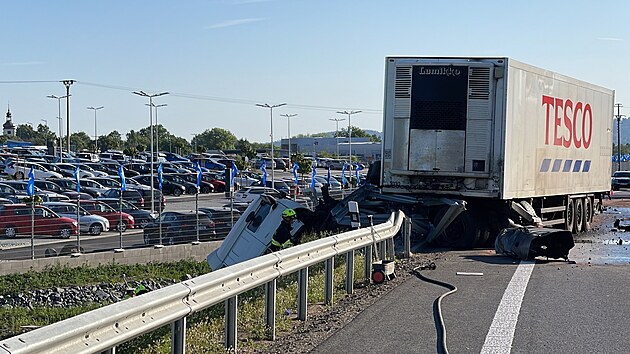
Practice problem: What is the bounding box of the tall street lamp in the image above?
[329,117,345,157]
[147,103,167,155]
[46,94,68,161]
[336,110,362,167]
[62,80,74,154]
[87,106,104,153]
[256,103,286,184]
[280,113,297,162]
[133,90,169,214]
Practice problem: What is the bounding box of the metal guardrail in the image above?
[0,211,408,354]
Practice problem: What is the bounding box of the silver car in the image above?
[43,202,110,236]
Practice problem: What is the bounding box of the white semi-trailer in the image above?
[379,57,614,247]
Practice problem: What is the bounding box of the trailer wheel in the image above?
[431,208,478,249]
[582,197,593,232]
[574,198,584,233]
[564,199,575,233]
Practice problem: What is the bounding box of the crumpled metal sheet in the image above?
[495,227,574,260]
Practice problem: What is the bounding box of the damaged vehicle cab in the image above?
[207,194,310,270]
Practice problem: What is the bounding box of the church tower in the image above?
[3,105,15,136]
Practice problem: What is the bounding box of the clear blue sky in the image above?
[1,0,628,144]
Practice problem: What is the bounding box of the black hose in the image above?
[412,263,457,354]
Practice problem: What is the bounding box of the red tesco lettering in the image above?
[542,95,592,149]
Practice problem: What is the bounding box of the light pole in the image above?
[40,119,48,147]
[47,94,68,161]
[336,110,362,166]
[147,103,167,156]
[329,117,345,157]
[256,103,286,184]
[62,80,74,154]
[280,113,297,162]
[191,134,197,153]
[87,106,104,153]
[133,90,169,214]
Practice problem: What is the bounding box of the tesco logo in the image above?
[541,95,592,149]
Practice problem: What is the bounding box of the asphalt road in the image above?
[311,195,630,354]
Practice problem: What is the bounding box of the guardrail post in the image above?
[225,296,238,351]
[387,238,395,261]
[345,250,354,294]
[403,216,412,258]
[324,257,334,305]
[171,317,186,354]
[364,245,372,281]
[265,279,276,340]
[297,267,309,321]
[379,241,386,261]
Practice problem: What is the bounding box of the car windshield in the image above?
[614,172,630,178]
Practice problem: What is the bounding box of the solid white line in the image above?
[480,260,535,354]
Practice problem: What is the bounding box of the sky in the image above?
[1,0,629,144]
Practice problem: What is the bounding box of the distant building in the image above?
[3,106,15,137]
[280,136,381,162]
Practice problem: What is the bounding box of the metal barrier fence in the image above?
[0,211,408,354]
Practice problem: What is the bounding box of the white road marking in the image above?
[480,260,535,354]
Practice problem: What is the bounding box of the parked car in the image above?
[0,204,78,238]
[86,176,121,189]
[0,180,69,202]
[76,163,109,177]
[251,180,291,196]
[4,161,63,180]
[101,186,166,211]
[77,179,108,198]
[169,173,215,194]
[75,200,135,232]
[198,207,241,237]
[43,202,110,235]
[234,186,285,204]
[162,174,200,195]
[132,175,186,197]
[143,211,216,245]
[97,198,157,228]
[55,163,95,179]
[0,182,26,202]
[612,171,630,191]
[38,162,73,178]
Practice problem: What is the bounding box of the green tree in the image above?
[292,153,312,175]
[16,124,36,142]
[194,128,237,152]
[98,130,123,152]
[70,132,93,151]
[335,126,371,138]
[235,138,256,159]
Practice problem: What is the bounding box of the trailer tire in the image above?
[431,208,478,249]
[574,198,584,233]
[583,197,593,232]
[564,199,575,233]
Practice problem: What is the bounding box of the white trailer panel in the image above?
[381,57,613,200]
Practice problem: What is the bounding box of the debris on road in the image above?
[495,227,574,260]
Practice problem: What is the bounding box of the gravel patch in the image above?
[251,252,444,354]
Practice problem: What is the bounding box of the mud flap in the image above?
[495,227,574,260]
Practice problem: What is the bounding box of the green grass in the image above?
[0,234,376,353]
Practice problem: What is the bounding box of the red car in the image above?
[0,204,78,238]
[76,200,135,232]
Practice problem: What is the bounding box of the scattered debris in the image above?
[495,227,574,260]
[456,272,483,276]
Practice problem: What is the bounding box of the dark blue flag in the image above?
[157,163,163,190]
[118,165,126,191]
[195,162,202,188]
[231,161,239,186]
[26,167,35,196]
[74,166,81,193]
[260,160,267,185]
[292,163,299,184]
[341,163,347,186]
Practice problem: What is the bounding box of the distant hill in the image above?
[613,119,630,145]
